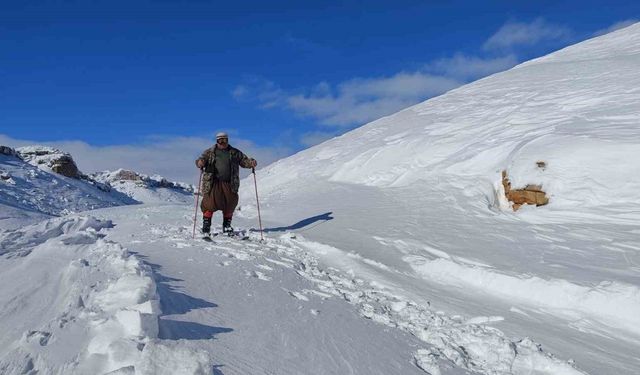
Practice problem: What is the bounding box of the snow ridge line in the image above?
[270,234,587,375]
[0,216,210,374]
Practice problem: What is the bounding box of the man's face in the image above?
[217,137,229,148]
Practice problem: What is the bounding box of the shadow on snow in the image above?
[131,251,233,341]
[260,211,334,233]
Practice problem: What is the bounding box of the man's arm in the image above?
[237,150,257,169]
[195,149,211,168]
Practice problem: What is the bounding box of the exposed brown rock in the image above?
[17,147,81,179]
[502,169,549,211]
[112,169,143,181]
[50,155,80,178]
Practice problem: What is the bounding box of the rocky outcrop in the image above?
[110,169,143,182]
[17,146,80,179]
[502,170,549,211]
[91,169,194,193]
[0,146,18,156]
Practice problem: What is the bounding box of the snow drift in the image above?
[0,216,211,374]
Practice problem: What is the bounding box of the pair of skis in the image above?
[201,230,250,242]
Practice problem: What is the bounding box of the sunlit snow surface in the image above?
[237,23,640,374]
[1,23,640,375]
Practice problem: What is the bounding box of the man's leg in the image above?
[202,210,213,234]
[222,211,233,233]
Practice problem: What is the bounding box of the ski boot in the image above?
[222,218,234,235]
[202,216,212,235]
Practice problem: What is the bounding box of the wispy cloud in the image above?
[286,72,462,126]
[233,19,581,141]
[483,18,573,51]
[0,134,290,184]
[299,130,341,147]
[593,19,639,37]
[233,52,519,130]
[426,54,518,81]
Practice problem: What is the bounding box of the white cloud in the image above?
[593,19,639,37]
[483,18,573,51]
[233,21,566,129]
[237,72,462,127]
[426,54,519,80]
[0,134,290,184]
[299,131,339,147]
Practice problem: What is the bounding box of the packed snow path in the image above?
[87,202,585,375]
[95,204,431,375]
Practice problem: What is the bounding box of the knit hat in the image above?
[216,132,228,140]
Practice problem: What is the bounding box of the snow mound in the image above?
[0,216,210,374]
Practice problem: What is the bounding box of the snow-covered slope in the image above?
[237,22,640,375]
[1,145,195,230]
[0,149,137,229]
[255,23,640,214]
[91,169,194,204]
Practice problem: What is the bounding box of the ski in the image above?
[201,232,219,242]
[223,229,251,241]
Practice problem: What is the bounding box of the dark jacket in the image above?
[196,145,254,193]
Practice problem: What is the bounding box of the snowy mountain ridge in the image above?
[91,168,194,204]
[0,147,137,229]
[0,145,195,229]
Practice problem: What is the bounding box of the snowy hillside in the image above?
[238,22,640,374]
[91,169,194,204]
[0,145,194,231]
[0,147,136,229]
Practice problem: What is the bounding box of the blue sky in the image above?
[0,0,638,181]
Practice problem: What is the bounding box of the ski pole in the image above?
[192,169,203,239]
[252,167,264,241]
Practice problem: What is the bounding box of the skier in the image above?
[195,132,257,235]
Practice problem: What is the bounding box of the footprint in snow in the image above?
[24,331,52,346]
[286,290,309,301]
[246,270,271,281]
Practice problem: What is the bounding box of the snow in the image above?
[0,216,163,374]
[236,22,640,374]
[91,169,194,204]
[2,22,640,375]
[0,153,136,229]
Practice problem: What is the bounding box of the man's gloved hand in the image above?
[196,159,205,169]
[250,159,258,168]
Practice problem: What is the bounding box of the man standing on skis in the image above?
[195,132,257,235]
